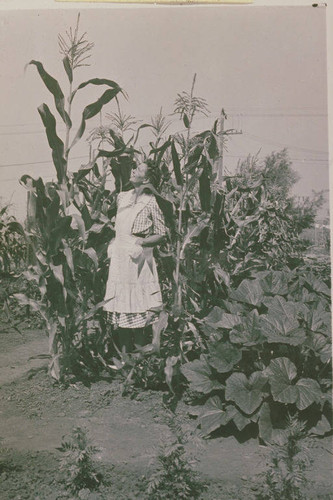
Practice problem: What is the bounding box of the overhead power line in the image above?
[0,155,88,169]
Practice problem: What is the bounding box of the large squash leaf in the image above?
[181,356,224,394]
[310,333,332,363]
[309,415,332,436]
[191,396,232,436]
[225,371,267,414]
[260,297,306,345]
[304,273,330,297]
[208,341,242,373]
[294,378,321,410]
[304,302,331,337]
[227,405,259,431]
[265,357,321,410]
[229,309,265,346]
[204,306,242,330]
[228,279,264,306]
[265,357,298,404]
[260,270,289,296]
[258,402,287,444]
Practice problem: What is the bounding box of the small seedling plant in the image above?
[254,415,313,500]
[147,416,206,499]
[57,426,102,494]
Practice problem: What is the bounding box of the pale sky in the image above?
[0,5,329,220]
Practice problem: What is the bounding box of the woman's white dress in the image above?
[104,189,166,329]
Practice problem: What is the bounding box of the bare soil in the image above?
[0,327,332,499]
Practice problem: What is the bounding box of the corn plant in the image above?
[0,205,27,274]
[17,15,123,380]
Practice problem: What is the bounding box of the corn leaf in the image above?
[171,141,183,185]
[28,60,71,127]
[62,56,73,84]
[70,87,121,150]
[37,104,67,184]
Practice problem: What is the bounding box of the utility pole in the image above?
[217,108,242,185]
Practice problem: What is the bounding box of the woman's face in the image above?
[130,163,149,186]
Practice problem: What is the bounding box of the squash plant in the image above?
[181,267,332,441]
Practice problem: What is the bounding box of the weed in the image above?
[147,415,206,499]
[57,427,103,494]
[254,415,313,500]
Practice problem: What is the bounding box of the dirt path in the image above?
[0,328,332,498]
[0,331,48,386]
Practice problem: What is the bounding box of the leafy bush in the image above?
[57,427,102,494]
[181,267,332,441]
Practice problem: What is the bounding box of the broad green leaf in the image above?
[258,402,273,443]
[181,356,224,394]
[305,302,331,337]
[305,273,330,297]
[229,310,265,346]
[70,87,121,150]
[295,378,321,410]
[37,104,67,184]
[62,56,73,84]
[204,306,242,330]
[208,341,242,373]
[197,396,232,436]
[310,334,332,363]
[229,279,264,306]
[226,405,254,431]
[29,60,71,127]
[309,415,332,436]
[171,141,183,185]
[265,357,297,404]
[260,271,289,296]
[225,371,267,414]
[260,297,306,346]
[258,403,287,444]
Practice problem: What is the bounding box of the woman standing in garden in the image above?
[104,160,166,352]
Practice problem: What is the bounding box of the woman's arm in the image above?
[135,234,165,247]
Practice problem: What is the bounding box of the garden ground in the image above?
[0,327,332,499]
